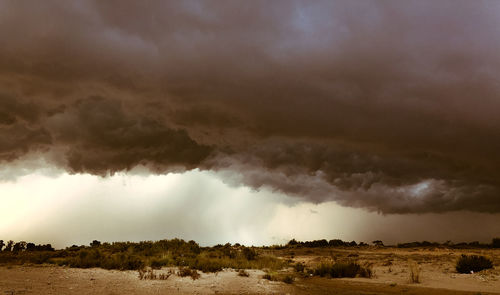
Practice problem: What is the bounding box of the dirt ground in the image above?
[1,247,499,295]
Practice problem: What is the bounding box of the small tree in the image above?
[372,240,384,247]
[0,240,4,251]
[90,240,101,247]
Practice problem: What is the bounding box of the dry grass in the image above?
[138,268,174,280]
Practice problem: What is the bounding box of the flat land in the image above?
[1,247,499,295]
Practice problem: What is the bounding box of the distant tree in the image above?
[4,240,14,252]
[90,240,101,247]
[372,240,384,247]
[26,243,36,251]
[492,238,500,248]
[317,239,329,247]
[287,239,298,246]
[41,244,55,251]
[0,240,4,251]
[328,239,345,247]
[13,241,27,253]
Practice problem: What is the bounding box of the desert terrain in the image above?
[1,246,499,295]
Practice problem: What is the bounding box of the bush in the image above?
[238,269,249,277]
[262,272,294,284]
[456,255,493,273]
[294,262,305,273]
[177,267,200,280]
[314,262,372,278]
[0,238,285,273]
[281,275,294,284]
[191,257,223,273]
[242,247,257,260]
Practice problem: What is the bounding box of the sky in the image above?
[1,0,500,248]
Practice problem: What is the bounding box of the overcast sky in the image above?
[1,0,500,248]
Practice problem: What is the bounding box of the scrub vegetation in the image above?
[0,237,498,285]
[0,239,284,272]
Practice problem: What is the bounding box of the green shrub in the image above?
[456,255,493,273]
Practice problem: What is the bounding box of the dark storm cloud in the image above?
[1,0,500,212]
[47,97,212,174]
[0,93,51,160]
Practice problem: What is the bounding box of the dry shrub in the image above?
[178,267,200,280]
[138,268,173,280]
[314,261,372,278]
[262,272,294,284]
[138,269,156,280]
[456,255,493,274]
[238,269,250,277]
[409,261,421,283]
[281,274,294,284]
[294,262,305,273]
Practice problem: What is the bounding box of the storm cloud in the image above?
[1,0,500,213]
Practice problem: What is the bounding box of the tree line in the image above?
[284,238,500,249]
[0,240,54,252]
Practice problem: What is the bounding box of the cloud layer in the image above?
[1,0,500,213]
[2,170,499,248]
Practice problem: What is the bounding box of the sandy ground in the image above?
[1,248,499,294]
[289,247,500,294]
[0,266,287,295]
